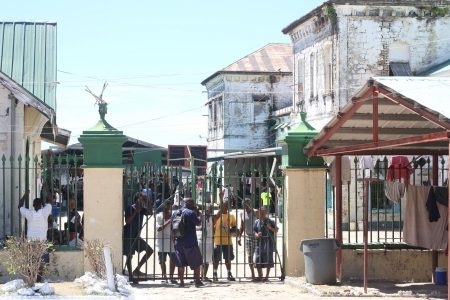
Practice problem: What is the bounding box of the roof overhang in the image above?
[201,70,292,86]
[306,77,450,157]
[40,121,71,147]
[208,147,282,162]
[0,71,55,122]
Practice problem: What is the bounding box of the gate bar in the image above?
[432,154,439,283]
[335,155,342,281]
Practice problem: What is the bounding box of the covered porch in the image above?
[305,77,450,292]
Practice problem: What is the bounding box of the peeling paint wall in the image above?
[288,4,450,130]
[205,73,292,159]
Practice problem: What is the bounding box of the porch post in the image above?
[432,154,439,283]
[79,103,127,273]
[448,142,450,293]
[335,155,342,281]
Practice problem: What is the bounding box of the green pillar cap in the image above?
[278,112,324,168]
[78,103,127,168]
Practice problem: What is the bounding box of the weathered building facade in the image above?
[0,22,69,237]
[202,44,293,160]
[283,0,450,130]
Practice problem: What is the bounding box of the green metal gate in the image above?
[122,159,286,283]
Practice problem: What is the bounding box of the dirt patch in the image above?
[52,281,85,296]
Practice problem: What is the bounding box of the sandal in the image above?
[132,270,147,277]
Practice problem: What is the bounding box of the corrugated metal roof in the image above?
[222,43,292,73]
[0,22,57,110]
[201,43,292,85]
[305,77,450,156]
[374,77,450,119]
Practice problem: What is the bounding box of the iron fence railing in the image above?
[1,153,84,249]
[325,155,448,248]
[123,160,286,281]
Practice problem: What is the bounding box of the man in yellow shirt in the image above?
[260,187,272,211]
[213,200,236,281]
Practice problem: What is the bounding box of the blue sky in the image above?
[2,0,323,148]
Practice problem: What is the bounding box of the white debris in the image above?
[1,279,25,293]
[75,272,133,297]
[0,279,55,297]
[116,274,133,295]
[17,287,35,296]
[398,290,414,296]
[37,282,55,295]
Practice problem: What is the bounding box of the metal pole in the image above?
[432,154,439,283]
[447,141,450,294]
[363,180,369,294]
[335,155,342,281]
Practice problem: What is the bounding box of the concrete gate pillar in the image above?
[284,168,325,276]
[279,112,326,276]
[78,103,127,273]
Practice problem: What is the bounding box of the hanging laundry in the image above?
[387,156,412,186]
[329,156,351,186]
[360,156,375,172]
[426,186,448,222]
[403,185,448,250]
[384,181,405,203]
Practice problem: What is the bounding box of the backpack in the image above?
[171,209,185,238]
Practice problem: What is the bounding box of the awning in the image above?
[208,147,282,162]
[306,77,450,157]
[389,62,413,76]
[40,121,71,147]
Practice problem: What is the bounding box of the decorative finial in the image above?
[85,82,108,121]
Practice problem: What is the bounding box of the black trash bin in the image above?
[300,238,338,284]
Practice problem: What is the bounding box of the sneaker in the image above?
[195,280,204,287]
[227,273,235,281]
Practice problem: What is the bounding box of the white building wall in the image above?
[206,73,292,159]
[287,3,450,228]
[0,85,48,237]
[289,4,450,131]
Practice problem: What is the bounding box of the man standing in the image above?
[156,200,176,284]
[172,198,203,287]
[254,207,278,282]
[260,187,272,211]
[123,192,154,278]
[238,198,256,280]
[18,189,53,282]
[213,200,236,281]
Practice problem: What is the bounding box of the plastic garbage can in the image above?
[300,238,338,284]
[435,267,447,285]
